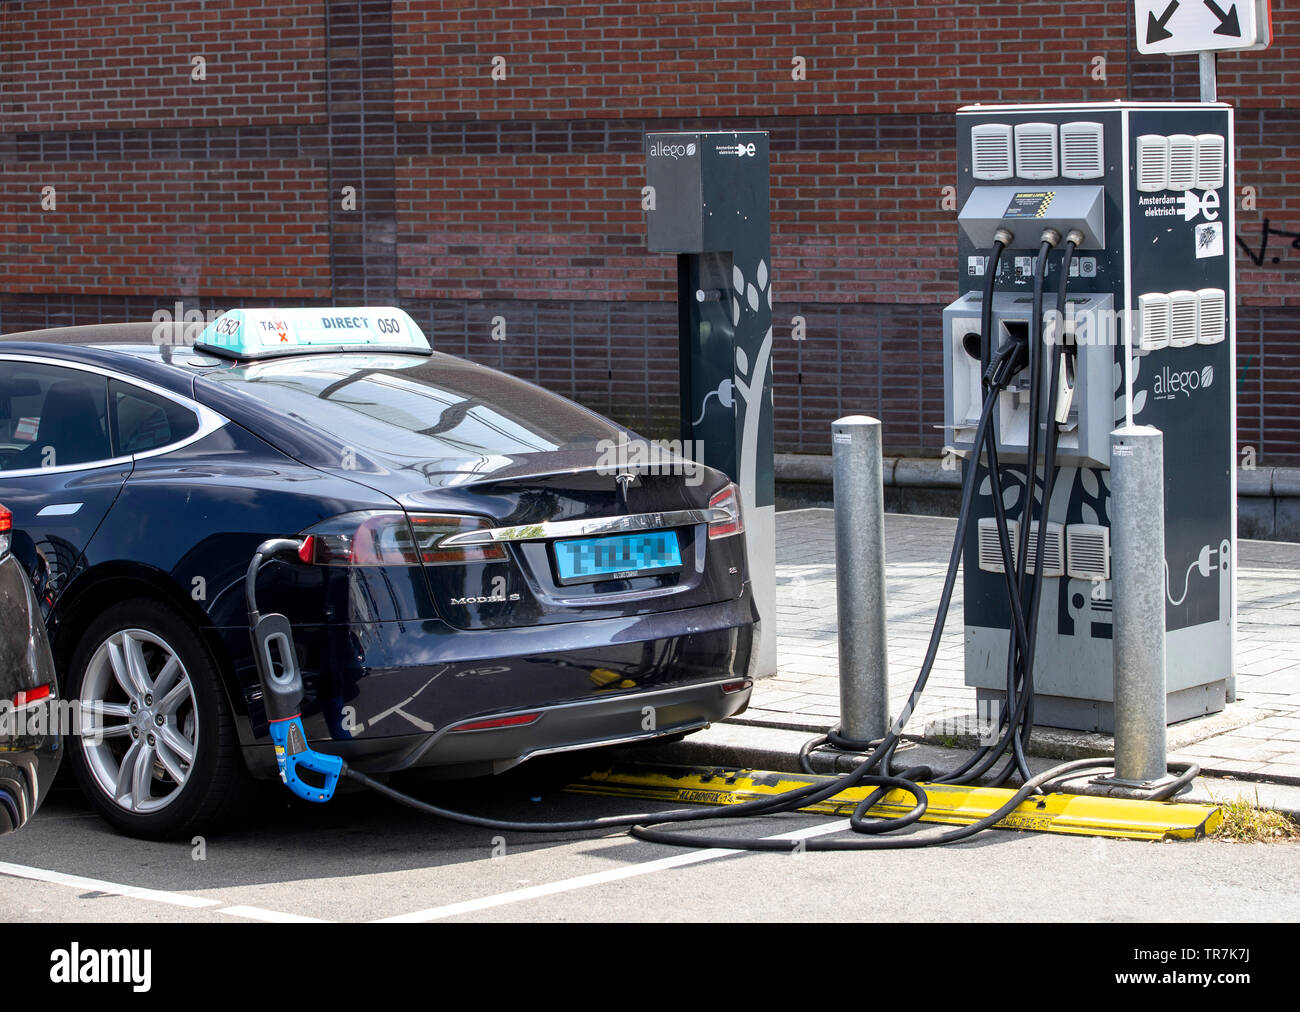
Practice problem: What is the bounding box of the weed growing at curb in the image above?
[1210,788,1300,843]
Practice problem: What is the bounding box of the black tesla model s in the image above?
[0,308,756,838]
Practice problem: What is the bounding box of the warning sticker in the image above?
[13,417,39,442]
[1195,222,1224,259]
[1002,191,1056,220]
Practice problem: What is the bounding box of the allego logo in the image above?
[1152,364,1215,400]
[649,140,697,159]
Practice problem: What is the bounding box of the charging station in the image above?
[645,131,776,676]
[944,102,1236,732]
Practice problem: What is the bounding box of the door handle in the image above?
[36,503,83,517]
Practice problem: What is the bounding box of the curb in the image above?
[919,705,1268,762]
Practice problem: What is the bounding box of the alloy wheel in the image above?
[78,628,199,814]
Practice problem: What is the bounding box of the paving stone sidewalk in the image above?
[745,508,1300,783]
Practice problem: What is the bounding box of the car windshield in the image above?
[203,353,622,467]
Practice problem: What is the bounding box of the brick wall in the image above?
[3,1,1299,463]
[1,1,325,131]
[1,160,330,298]
[391,1,1132,121]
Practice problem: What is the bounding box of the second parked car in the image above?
[0,503,61,835]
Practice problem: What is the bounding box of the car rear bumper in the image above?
[364,675,749,774]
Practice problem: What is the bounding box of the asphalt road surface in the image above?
[2,755,1297,923]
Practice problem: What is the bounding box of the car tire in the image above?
[65,598,252,840]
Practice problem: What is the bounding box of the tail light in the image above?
[12,685,50,709]
[707,483,744,540]
[297,511,505,567]
[0,505,10,558]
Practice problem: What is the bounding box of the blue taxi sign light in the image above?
[196,307,431,360]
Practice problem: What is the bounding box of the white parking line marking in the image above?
[0,861,218,909]
[375,818,852,923]
[217,905,330,923]
[0,861,329,922]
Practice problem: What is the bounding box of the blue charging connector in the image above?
[248,542,343,803]
[267,708,343,803]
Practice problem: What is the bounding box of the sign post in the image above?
[1199,53,1217,102]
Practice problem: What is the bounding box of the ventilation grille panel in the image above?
[1014,123,1058,179]
[971,123,1014,181]
[1025,521,1065,577]
[1066,524,1110,581]
[978,518,1018,574]
[1167,134,1198,191]
[1136,135,1169,193]
[1139,293,1171,351]
[1196,288,1226,345]
[1060,121,1104,179]
[1168,290,1199,348]
[1195,134,1226,191]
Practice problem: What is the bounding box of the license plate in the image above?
[553,530,682,584]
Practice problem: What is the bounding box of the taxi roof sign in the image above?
[196,307,431,360]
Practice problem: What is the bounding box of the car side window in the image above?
[109,380,200,455]
[0,362,111,471]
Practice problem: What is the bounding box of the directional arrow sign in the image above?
[1146,0,1179,44]
[1135,0,1271,55]
[1205,0,1241,36]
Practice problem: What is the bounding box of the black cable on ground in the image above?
[627,760,1201,852]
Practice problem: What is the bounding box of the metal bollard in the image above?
[1109,425,1170,784]
[832,416,889,744]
